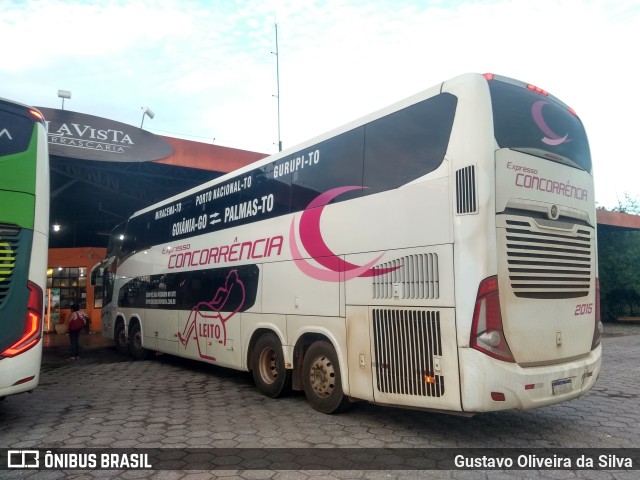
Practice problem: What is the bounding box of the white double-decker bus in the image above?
[95,73,601,414]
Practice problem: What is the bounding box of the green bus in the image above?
[0,98,49,399]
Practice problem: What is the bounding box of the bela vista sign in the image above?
[37,107,173,162]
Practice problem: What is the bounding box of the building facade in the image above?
[39,107,266,332]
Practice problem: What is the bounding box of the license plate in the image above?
[552,378,572,395]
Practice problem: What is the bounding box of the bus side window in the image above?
[120,217,150,258]
[290,127,365,211]
[363,93,457,194]
[106,222,125,257]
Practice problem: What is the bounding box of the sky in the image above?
[2,0,639,209]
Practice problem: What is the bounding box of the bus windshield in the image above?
[106,222,125,257]
[488,78,592,173]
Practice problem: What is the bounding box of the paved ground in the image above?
[0,323,639,479]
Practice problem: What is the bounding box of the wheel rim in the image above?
[117,329,127,349]
[257,347,278,385]
[133,331,142,351]
[308,354,335,397]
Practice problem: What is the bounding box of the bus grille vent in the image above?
[0,237,19,307]
[373,309,444,397]
[372,254,439,299]
[505,219,592,298]
[456,165,477,214]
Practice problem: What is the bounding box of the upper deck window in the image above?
[364,93,457,193]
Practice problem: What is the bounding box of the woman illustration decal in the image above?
[177,269,245,360]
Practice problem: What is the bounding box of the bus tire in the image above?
[302,340,350,414]
[129,322,153,360]
[114,322,129,356]
[251,333,291,398]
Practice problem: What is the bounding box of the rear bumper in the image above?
[0,341,42,398]
[458,345,602,412]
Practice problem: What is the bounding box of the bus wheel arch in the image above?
[250,330,292,398]
[114,316,128,356]
[295,335,350,414]
[128,318,153,360]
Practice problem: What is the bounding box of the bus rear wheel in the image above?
[251,333,291,398]
[302,341,350,414]
[129,322,153,360]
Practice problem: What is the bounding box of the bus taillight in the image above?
[470,276,515,363]
[28,109,45,122]
[526,84,549,96]
[591,278,603,350]
[0,282,43,358]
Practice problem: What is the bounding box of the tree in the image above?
[610,192,640,215]
[597,193,640,320]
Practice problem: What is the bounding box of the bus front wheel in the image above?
[251,333,291,398]
[302,341,350,414]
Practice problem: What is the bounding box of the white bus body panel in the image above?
[147,308,177,354]
[459,345,601,412]
[0,344,42,397]
[33,123,50,239]
[495,149,595,224]
[345,306,461,410]
[345,243,455,307]
[262,261,341,317]
[441,75,498,351]
[495,149,597,365]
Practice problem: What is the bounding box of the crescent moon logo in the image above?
[531,100,571,146]
[289,186,399,282]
